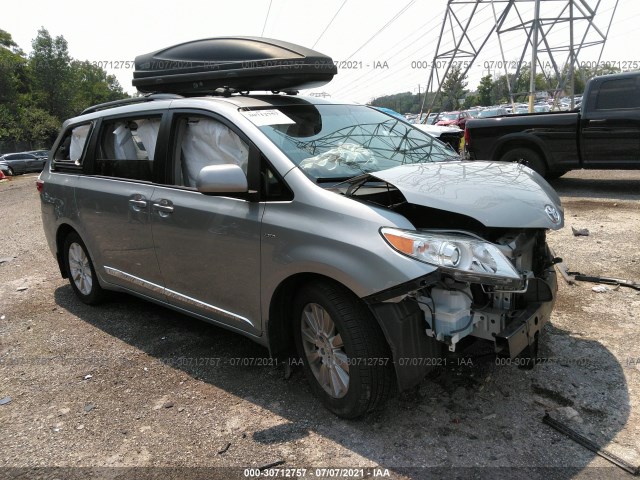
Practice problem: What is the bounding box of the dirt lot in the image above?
[1,170,639,479]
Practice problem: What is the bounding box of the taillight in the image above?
[36,178,44,193]
[463,127,470,147]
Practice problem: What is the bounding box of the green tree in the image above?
[29,27,74,121]
[476,75,493,106]
[440,65,468,111]
[0,30,29,108]
[0,28,129,152]
[511,66,548,99]
[463,94,478,109]
[15,106,60,149]
[371,91,423,114]
[70,60,127,113]
[0,28,17,49]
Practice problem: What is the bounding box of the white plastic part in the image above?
[181,118,249,187]
[70,124,91,161]
[419,288,473,350]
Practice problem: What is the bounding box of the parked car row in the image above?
[464,71,640,179]
[0,150,48,176]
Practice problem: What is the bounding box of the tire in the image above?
[545,170,568,180]
[63,232,105,305]
[499,147,547,178]
[293,281,394,418]
[7,167,14,176]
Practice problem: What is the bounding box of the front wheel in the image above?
[293,281,394,418]
[63,232,105,305]
[7,167,14,176]
[499,147,547,178]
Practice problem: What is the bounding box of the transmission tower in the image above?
[419,0,619,117]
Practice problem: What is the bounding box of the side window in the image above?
[54,123,92,164]
[95,116,161,181]
[172,115,249,187]
[595,78,639,110]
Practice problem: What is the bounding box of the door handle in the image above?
[152,200,174,216]
[129,199,148,211]
[588,119,606,125]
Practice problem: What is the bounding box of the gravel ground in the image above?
[0,170,639,480]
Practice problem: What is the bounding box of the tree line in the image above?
[0,28,128,153]
[371,63,622,114]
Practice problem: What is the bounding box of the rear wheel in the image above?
[293,281,394,418]
[499,147,547,178]
[63,232,105,305]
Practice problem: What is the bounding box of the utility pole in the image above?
[569,0,575,109]
[528,0,540,113]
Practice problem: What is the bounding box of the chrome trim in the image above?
[104,266,253,327]
[104,266,166,295]
[164,288,253,326]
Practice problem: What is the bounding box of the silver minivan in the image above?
[40,93,563,418]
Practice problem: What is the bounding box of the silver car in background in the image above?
[39,94,562,418]
[0,152,46,175]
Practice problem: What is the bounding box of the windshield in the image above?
[478,109,501,117]
[249,104,458,181]
[440,112,459,121]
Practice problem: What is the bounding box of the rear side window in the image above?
[53,123,93,167]
[95,116,161,181]
[595,78,639,110]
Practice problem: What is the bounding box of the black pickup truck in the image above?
[464,71,640,178]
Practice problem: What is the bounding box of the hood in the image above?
[436,120,458,126]
[367,161,564,229]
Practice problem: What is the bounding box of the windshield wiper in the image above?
[315,176,359,183]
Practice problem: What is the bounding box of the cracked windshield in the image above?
[251,104,459,181]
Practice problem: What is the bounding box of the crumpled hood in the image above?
[368,161,564,229]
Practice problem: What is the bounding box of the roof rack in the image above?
[80,93,183,116]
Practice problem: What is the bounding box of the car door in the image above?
[150,111,263,335]
[581,75,640,167]
[75,114,167,299]
[5,154,27,174]
[24,154,41,172]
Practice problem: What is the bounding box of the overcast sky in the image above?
[3,0,638,103]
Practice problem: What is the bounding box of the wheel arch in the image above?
[55,223,78,279]
[492,134,551,168]
[265,272,439,392]
[266,273,361,358]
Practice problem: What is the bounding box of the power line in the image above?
[261,0,273,37]
[312,0,348,49]
[336,3,496,99]
[345,0,416,60]
[329,11,452,94]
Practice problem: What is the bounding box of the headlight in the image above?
[380,227,524,289]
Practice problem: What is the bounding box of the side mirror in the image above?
[196,164,248,194]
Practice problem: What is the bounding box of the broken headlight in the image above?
[380,228,524,289]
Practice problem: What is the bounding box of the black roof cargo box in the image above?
[133,37,337,95]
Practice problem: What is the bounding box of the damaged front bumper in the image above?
[494,270,556,359]
[365,263,558,391]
